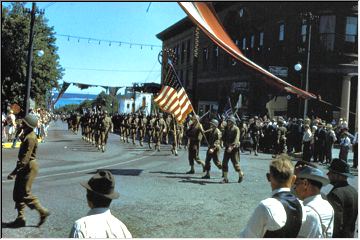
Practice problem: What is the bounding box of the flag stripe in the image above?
[154,61,193,123]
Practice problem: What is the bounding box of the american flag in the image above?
[154,61,193,123]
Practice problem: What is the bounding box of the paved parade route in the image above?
[1,120,358,238]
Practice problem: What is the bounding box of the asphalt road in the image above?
[1,120,358,238]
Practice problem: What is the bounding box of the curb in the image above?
[2,138,43,149]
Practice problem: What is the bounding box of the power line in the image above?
[64,67,160,73]
[55,33,162,50]
[43,2,56,9]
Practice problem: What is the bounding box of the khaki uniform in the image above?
[12,130,48,222]
[204,127,222,171]
[99,115,113,151]
[186,122,205,170]
[222,124,241,173]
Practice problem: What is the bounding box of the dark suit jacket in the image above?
[327,181,358,238]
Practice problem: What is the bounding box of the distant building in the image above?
[157,2,358,131]
[117,87,153,114]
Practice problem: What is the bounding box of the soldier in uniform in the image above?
[185,115,205,174]
[165,114,172,145]
[123,114,131,143]
[202,119,222,179]
[168,115,179,155]
[154,113,167,151]
[98,111,113,152]
[239,119,248,153]
[221,116,244,183]
[218,116,227,148]
[5,115,50,228]
[130,113,138,145]
[138,113,147,147]
[146,114,155,149]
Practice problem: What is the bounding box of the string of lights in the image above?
[55,33,162,50]
[64,67,160,73]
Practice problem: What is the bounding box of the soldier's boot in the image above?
[102,145,105,152]
[221,172,229,183]
[216,163,223,170]
[140,141,143,147]
[254,150,258,156]
[201,171,210,179]
[156,144,160,152]
[186,165,195,174]
[148,143,152,149]
[5,203,26,228]
[98,145,101,150]
[174,149,178,156]
[238,171,244,183]
[33,202,50,227]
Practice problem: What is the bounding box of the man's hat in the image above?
[81,170,120,199]
[297,166,329,186]
[326,124,333,129]
[328,158,352,177]
[23,114,38,129]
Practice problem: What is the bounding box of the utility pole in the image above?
[303,12,317,119]
[24,2,36,116]
[24,3,44,116]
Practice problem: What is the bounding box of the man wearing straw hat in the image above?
[294,166,334,237]
[69,170,132,238]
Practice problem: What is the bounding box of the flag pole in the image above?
[171,114,178,155]
[167,61,210,146]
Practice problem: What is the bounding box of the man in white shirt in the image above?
[302,124,312,162]
[294,166,334,237]
[240,154,322,238]
[69,170,132,238]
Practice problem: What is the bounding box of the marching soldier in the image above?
[239,119,248,153]
[168,115,179,155]
[221,116,244,183]
[138,113,147,147]
[146,114,155,149]
[154,113,167,151]
[202,119,222,179]
[123,114,130,143]
[165,114,172,145]
[130,113,139,145]
[185,115,205,174]
[5,114,50,228]
[249,116,262,156]
[98,111,113,152]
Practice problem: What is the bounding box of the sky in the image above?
[8,2,187,95]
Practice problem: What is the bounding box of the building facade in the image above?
[117,87,153,114]
[157,2,358,131]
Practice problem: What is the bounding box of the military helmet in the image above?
[227,116,236,124]
[210,119,219,127]
[23,114,38,129]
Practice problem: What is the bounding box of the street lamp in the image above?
[294,62,303,117]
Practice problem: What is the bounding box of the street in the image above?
[1,120,358,238]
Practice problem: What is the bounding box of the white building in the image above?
[118,87,153,114]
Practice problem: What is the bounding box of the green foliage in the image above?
[1,3,63,111]
[54,104,79,114]
[93,91,119,113]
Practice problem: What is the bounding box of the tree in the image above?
[1,3,63,113]
[93,91,119,114]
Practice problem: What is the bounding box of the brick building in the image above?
[157,2,358,130]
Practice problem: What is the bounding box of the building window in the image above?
[279,23,285,41]
[301,22,307,43]
[345,16,357,42]
[242,37,246,50]
[319,15,336,51]
[212,45,218,70]
[259,32,264,46]
[186,39,191,62]
[181,42,185,64]
[250,34,255,48]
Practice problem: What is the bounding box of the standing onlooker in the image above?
[5,109,17,142]
[324,124,337,164]
[240,155,322,238]
[327,158,358,238]
[69,170,132,238]
[339,129,351,162]
[2,111,7,142]
[4,114,50,228]
[352,131,358,169]
[294,166,334,237]
[302,124,312,162]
